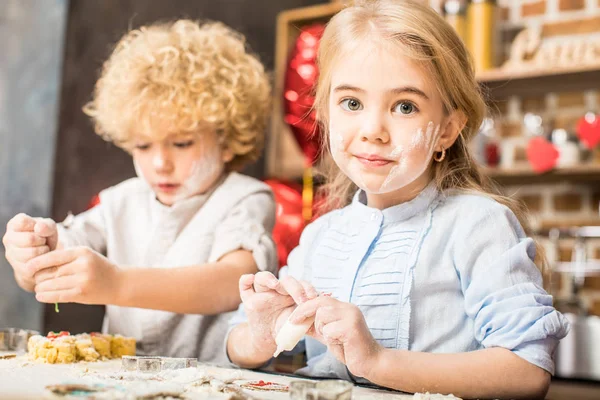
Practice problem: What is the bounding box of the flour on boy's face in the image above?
[131,127,225,206]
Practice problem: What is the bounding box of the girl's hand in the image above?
[291,296,384,379]
[239,271,318,359]
[28,247,121,305]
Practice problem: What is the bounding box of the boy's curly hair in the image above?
[84,20,271,171]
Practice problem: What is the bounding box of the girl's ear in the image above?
[437,111,467,152]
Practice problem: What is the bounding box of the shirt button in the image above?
[370,212,377,221]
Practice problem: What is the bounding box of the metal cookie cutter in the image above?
[121,355,197,373]
[289,380,353,400]
[0,328,40,352]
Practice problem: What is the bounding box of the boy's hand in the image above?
[3,213,58,291]
[291,296,384,379]
[28,247,121,305]
[238,271,318,359]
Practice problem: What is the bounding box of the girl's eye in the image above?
[340,98,363,112]
[135,144,151,151]
[394,102,417,115]
[173,140,194,148]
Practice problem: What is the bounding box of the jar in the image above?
[467,0,498,72]
[444,0,467,44]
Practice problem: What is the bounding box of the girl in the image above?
[3,20,276,365]
[226,1,570,398]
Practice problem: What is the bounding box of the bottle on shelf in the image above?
[443,0,467,44]
[466,0,498,72]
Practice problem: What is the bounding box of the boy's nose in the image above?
[152,149,174,173]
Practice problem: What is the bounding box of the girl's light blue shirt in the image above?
[229,183,570,381]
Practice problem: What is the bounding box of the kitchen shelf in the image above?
[483,164,600,185]
[478,64,600,99]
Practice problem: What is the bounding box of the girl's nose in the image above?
[360,111,390,144]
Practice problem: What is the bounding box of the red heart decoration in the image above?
[526,137,559,173]
[283,24,326,165]
[576,113,600,149]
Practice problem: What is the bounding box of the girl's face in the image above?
[130,124,232,206]
[328,41,456,209]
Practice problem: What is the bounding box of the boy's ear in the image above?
[437,111,467,152]
[222,146,234,163]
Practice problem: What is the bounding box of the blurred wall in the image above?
[0,0,68,330]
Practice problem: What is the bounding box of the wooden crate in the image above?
[266,1,344,180]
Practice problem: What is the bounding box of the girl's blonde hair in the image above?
[84,20,271,171]
[314,0,547,278]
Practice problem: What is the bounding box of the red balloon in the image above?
[265,179,305,269]
[283,24,325,165]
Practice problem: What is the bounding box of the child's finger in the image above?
[239,274,256,303]
[299,280,319,299]
[7,245,50,264]
[35,274,79,294]
[314,306,341,335]
[34,218,56,236]
[26,248,77,276]
[253,271,279,293]
[33,264,74,285]
[321,321,347,364]
[321,320,346,343]
[34,218,58,250]
[7,213,36,232]
[3,231,47,248]
[35,288,79,304]
[279,275,310,304]
[290,296,336,324]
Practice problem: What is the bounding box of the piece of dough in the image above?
[273,311,314,357]
[110,334,136,358]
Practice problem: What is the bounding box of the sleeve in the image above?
[56,204,107,254]
[452,200,570,375]
[207,192,278,274]
[225,214,330,363]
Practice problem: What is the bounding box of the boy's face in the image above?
[327,41,450,208]
[130,124,232,206]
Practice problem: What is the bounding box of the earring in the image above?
[434,148,446,162]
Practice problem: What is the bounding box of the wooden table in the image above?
[0,351,421,399]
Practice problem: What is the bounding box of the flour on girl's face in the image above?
[379,122,440,192]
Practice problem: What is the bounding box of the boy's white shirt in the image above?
[56,172,277,363]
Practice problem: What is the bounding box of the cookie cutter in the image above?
[0,328,40,352]
[289,380,353,400]
[121,355,197,373]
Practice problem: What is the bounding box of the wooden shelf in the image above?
[484,164,600,185]
[477,64,600,98]
[477,63,600,83]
